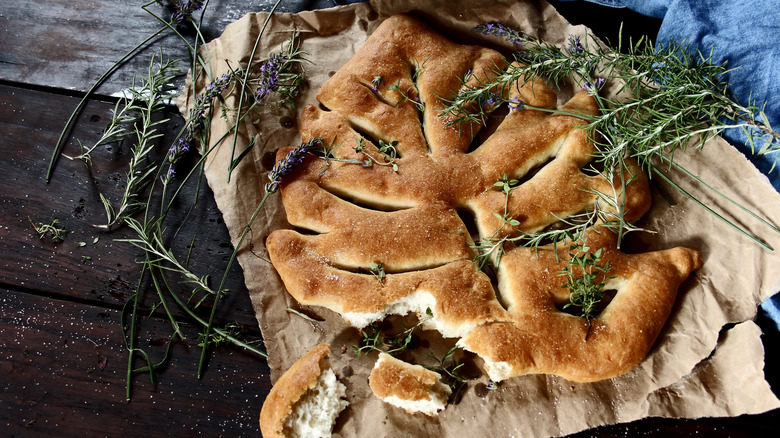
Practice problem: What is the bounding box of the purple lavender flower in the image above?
[507,96,525,112]
[186,71,235,141]
[481,92,503,109]
[164,71,237,182]
[167,137,191,165]
[370,76,383,93]
[472,22,526,45]
[158,0,205,24]
[568,34,584,55]
[255,52,290,105]
[583,77,606,96]
[265,138,321,194]
[164,166,176,184]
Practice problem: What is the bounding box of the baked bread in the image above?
[369,353,452,416]
[259,343,348,438]
[266,13,701,385]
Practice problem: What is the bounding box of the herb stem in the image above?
[197,190,273,376]
[657,155,780,234]
[46,25,168,182]
[650,165,772,251]
[227,0,284,182]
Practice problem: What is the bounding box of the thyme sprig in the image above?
[354,137,400,172]
[368,262,387,285]
[424,346,469,402]
[389,79,425,111]
[559,238,615,323]
[352,308,433,359]
[472,174,520,271]
[29,217,68,241]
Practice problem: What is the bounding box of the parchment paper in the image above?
[177,0,780,436]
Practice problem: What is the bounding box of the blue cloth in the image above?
[580,0,780,186]
[574,0,780,329]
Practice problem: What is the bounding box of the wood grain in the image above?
[1,287,271,437]
[0,84,258,329]
[0,0,348,95]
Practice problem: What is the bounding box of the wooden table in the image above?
[1,1,777,436]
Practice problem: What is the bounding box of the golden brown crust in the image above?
[369,353,451,415]
[266,13,702,384]
[460,229,703,382]
[259,343,332,438]
[369,353,440,402]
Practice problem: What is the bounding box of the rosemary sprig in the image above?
[62,96,138,166]
[95,56,180,230]
[118,217,218,296]
[451,22,779,251]
[197,322,244,348]
[46,0,309,394]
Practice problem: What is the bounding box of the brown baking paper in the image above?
[177,0,780,436]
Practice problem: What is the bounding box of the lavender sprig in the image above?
[253,34,309,107]
[568,34,585,55]
[472,22,527,46]
[265,138,321,194]
[157,0,205,24]
[255,51,289,104]
[164,70,238,183]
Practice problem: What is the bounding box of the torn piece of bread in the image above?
[259,343,348,438]
[369,353,451,416]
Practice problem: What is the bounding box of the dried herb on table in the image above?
[47,0,313,398]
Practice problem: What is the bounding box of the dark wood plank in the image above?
[1,287,270,437]
[0,0,349,94]
[0,83,259,329]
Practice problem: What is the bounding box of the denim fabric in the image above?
[577,0,780,186]
[569,0,780,328]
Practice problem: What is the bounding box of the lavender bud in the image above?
[508,97,525,111]
[583,77,605,96]
[265,138,321,194]
[568,34,584,55]
[473,22,526,46]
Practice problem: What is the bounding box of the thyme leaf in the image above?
[29,217,67,241]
